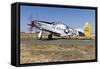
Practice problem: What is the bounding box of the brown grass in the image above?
[20,44,95,64]
[20,32,95,64]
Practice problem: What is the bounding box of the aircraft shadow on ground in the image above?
[41,37,92,41]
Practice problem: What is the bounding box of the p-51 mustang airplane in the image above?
[28,20,90,39]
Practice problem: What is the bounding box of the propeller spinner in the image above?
[27,21,36,31]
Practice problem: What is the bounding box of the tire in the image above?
[48,34,52,39]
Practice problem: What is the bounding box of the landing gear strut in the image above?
[37,30,42,39]
[37,35,42,39]
[48,34,52,39]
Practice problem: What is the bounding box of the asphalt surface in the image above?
[21,38,95,46]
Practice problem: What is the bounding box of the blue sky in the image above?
[20,5,95,34]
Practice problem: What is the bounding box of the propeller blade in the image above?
[28,26,33,31]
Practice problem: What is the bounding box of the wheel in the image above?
[48,34,52,39]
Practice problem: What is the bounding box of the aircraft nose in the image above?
[31,21,36,27]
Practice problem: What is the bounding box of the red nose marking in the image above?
[31,21,36,27]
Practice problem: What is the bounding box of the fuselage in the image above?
[34,20,83,37]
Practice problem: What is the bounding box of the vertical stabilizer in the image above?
[84,22,91,38]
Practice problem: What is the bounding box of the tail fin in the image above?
[84,22,91,38]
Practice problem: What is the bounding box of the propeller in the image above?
[27,14,36,32]
[27,20,37,32]
[27,14,40,33]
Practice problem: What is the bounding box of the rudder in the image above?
[85,22,91,38]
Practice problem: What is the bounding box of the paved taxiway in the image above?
[21,38,95,46]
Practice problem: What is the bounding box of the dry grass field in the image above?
[20,32,96,64]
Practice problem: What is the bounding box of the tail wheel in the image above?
[48,34,52,39]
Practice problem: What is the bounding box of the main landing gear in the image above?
[37,31,52,40]
[48,33,52,40]
[37,30,42,39]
